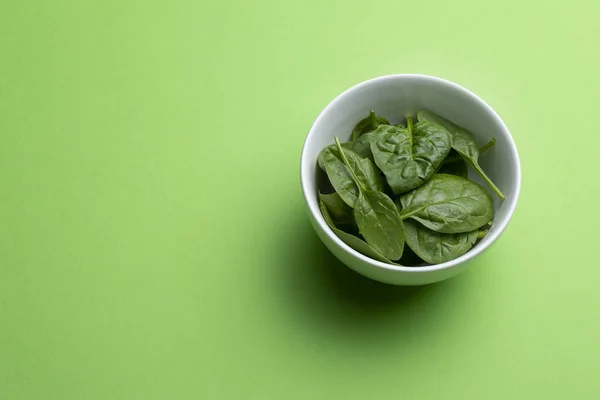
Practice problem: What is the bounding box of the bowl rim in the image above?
[300,73,521,273]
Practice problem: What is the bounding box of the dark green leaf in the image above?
[318,146,382,208]
[319,200,396,264]
[370,120,451,195]
[319,146,358,207]
[394,196,403,212]
[399,174,494,233]
[354,190,405,260]
[417,110,504,199]
[438,150,468,177]
[398,244,426,266]
[351,110,390,141]
[438,138,496,165]
[404,220,478,264]
[317,142,353,171]
[351,132,375,160]
[341,147,383,193]
[334,138,405,260]
[318,191,353,225]
[350,122,409,161]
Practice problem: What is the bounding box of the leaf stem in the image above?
[406,115,413,134]
[406,116,413,152]
[479,137,496,153]
[467,159,506,199]
[477,229,488,239]
[369,110,376,129]
[334,137,366,192]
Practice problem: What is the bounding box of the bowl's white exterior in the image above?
[300,74,521,286]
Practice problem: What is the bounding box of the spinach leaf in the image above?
[439,137,496,165]
[438,150,468,177]
[370,118,451,195]
[318,191,353,226]
[399,174,494,233]
[335,138,405,260]
[351,124,407,161]
[394,196,403,212]
[319,146,358,207]
[319,200,395,264]
[404,219,479,264]
[354,190,406,260]
[351,110,389,141]
[352,131,375,160]
[438,160,468,177]
[398,244,426,266]
[417,110,505,199]
[318,146,382,207]
[340,148,383,193]
[317,142,353,170]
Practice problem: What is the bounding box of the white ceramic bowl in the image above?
[300,74,521,286]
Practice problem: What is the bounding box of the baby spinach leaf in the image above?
[319,200,395,264]
[351,131,375,160]
[439,137,496,165]
[341,147,383,193]
[335,138,405,260]
[370,118,451,195]
[398,244,426,266]
[399,174,494,233]
[352,122,408,161]
[318,146,383,208]
[354,190,406,260]
[351,110,389,141]
[438,150,468,177]
[438,160,468,177]
[319,147,358,207]
[394,196,403,212]
[417,110,505,199]
[319,191,353,226]
[317,142,353,170]
[404,220,478,264]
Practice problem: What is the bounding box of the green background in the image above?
[1,1,599,398]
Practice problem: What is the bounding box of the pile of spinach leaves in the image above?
[317,110,502,266]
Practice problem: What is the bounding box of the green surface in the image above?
[1,1,599,399]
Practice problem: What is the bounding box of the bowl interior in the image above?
[301,74,520,270]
